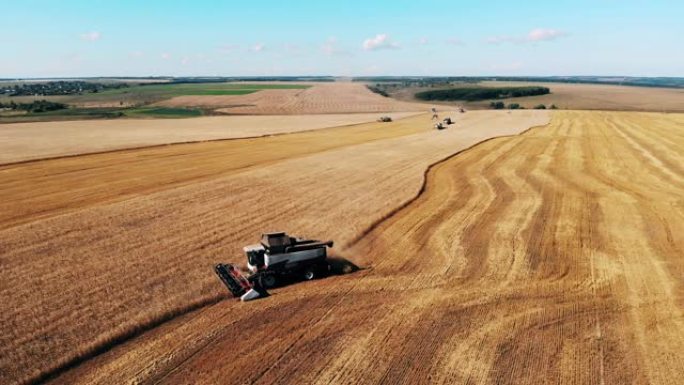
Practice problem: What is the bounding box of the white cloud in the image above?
[80,31,101,42]
[487,28,567,45]
[161,53,171,60]
[362,34,400,51]
[128,51,144,58]
[527,28,567,42]
[250,43,265,52]
[181,56,190,65]
[418,37,429,45]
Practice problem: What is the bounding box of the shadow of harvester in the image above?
[327,256,362,276]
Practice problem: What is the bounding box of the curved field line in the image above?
[33,111,684,385]
[30,122,548,385]
[0,111,548,384]
[345,123,549,249]
[25,294,225,385]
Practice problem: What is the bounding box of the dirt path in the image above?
[37,111,684,385]
[0,110,548,385]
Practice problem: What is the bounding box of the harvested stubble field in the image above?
[0,110,546,384]
[392,81,684,112]
[0,112,419,164]
[1,110,683,385]
[477,81,684,111]
[160,82,430,114]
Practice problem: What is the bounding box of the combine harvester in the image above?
[215,232,334,301]
[435,116,454,130]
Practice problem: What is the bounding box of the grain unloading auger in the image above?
[214,232,334,301]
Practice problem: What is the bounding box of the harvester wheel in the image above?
[259,273,278,288]
[302,268,316,281]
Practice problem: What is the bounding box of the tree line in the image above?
[490,101,558,110]
[415,86,550,101]
[0,100,68,113]
[366,85,389,97]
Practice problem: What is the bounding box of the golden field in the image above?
[1,109,682,385]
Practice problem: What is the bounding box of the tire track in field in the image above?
[230,121,568,382]
[12,114,538,385]
[607,115,684,186]
[317,111,683,384]
[210,124,555,385]
[626,115,684,157]
[19,111,684,384]
[490,112,609,384]
[580,113,684,384]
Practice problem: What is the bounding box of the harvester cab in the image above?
[215,232,334,301]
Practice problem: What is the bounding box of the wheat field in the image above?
[0,110,548,384]
[1,110,682,384]
[0,112,421,164]
[45,110,683,385]
[161,83,430,114]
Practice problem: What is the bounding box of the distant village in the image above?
[0,81,128,96]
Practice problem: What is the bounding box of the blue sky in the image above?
[1,0,682,77]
